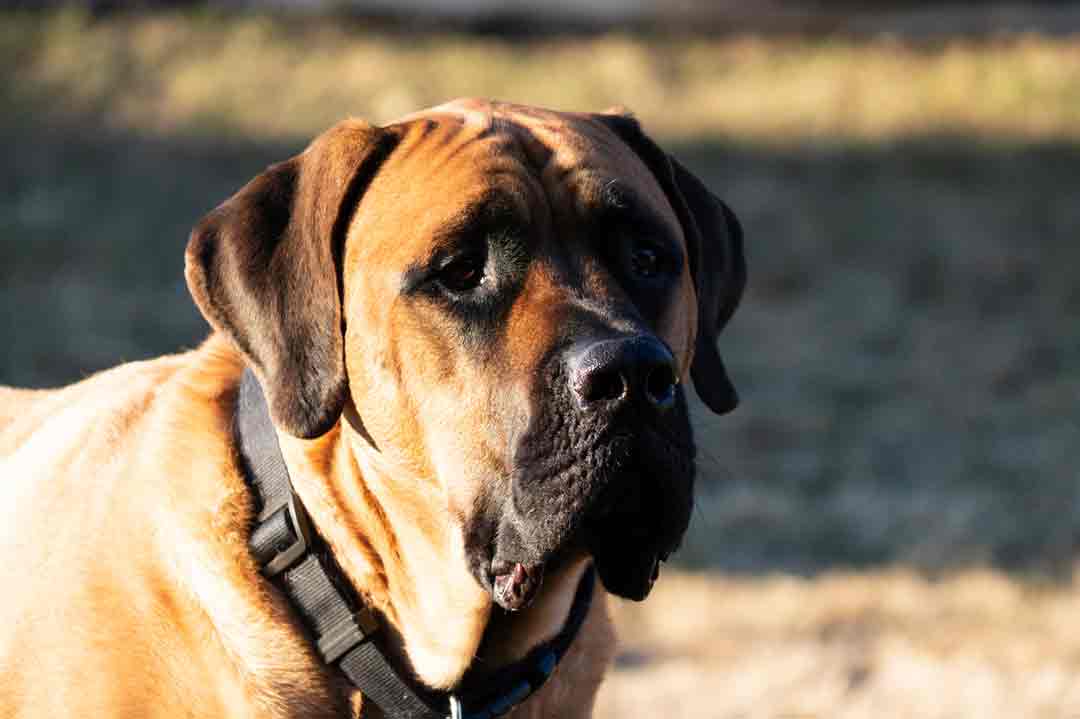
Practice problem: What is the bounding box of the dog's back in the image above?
[0,386,55,456]
[0,358,176,460]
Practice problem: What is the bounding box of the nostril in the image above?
[584,369,628,403]
[645,364,677,410]
[566,336,677,411]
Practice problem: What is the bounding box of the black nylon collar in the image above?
[235,368,596,719]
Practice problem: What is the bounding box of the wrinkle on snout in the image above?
[503,264,574,377]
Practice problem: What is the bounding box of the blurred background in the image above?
[3,1,1080,715]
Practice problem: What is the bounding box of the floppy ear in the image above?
[185,121,399,438]
[596,111,746,415]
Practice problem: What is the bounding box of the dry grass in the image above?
[599,568,1080,718]
[6,10,1080,142]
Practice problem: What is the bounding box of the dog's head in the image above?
[186,99,744,607]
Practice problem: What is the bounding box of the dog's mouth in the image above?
[579,425,692,600]
[488,559,547,612]
[469,409,695,610]
[478,511,581,612]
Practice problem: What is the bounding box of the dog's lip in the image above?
[489,559,545,612]
[482,539,587,611]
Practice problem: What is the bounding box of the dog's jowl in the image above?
[0,99,744,719]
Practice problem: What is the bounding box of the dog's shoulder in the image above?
[0,335,249,573]
[0,337,324,718]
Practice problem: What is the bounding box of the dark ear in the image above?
[185,121,398,438]
[596,112,746,415]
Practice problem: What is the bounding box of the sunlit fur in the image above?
[0,332,616,718]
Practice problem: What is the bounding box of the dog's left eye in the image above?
[629,246,661,278]
[625,242,673,281]
[437,251,486,293]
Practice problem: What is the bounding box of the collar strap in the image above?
[236,368,595,719]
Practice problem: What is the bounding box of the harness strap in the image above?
[236,368,595,719]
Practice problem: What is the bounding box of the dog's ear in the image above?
[185,121,399,438]
[596,111,746,415]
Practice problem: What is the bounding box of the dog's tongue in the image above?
[493,562,544,611]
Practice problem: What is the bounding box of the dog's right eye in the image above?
[436,251,486,294]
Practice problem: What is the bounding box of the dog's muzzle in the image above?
[485,333,696,608]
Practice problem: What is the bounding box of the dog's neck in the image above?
[273,406,591,692]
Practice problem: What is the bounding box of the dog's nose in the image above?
[567,336,678,412]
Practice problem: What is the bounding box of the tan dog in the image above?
[0,99,744,718]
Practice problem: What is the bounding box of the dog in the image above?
[0,99,744,718]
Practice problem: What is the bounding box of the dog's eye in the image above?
[628,244,663,279]
[437,251,486,293]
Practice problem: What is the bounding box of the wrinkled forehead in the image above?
[411,100,672,210]
[352,101,681,265]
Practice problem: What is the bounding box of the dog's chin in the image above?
[475,434,692,608]
[477,514,681,609]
